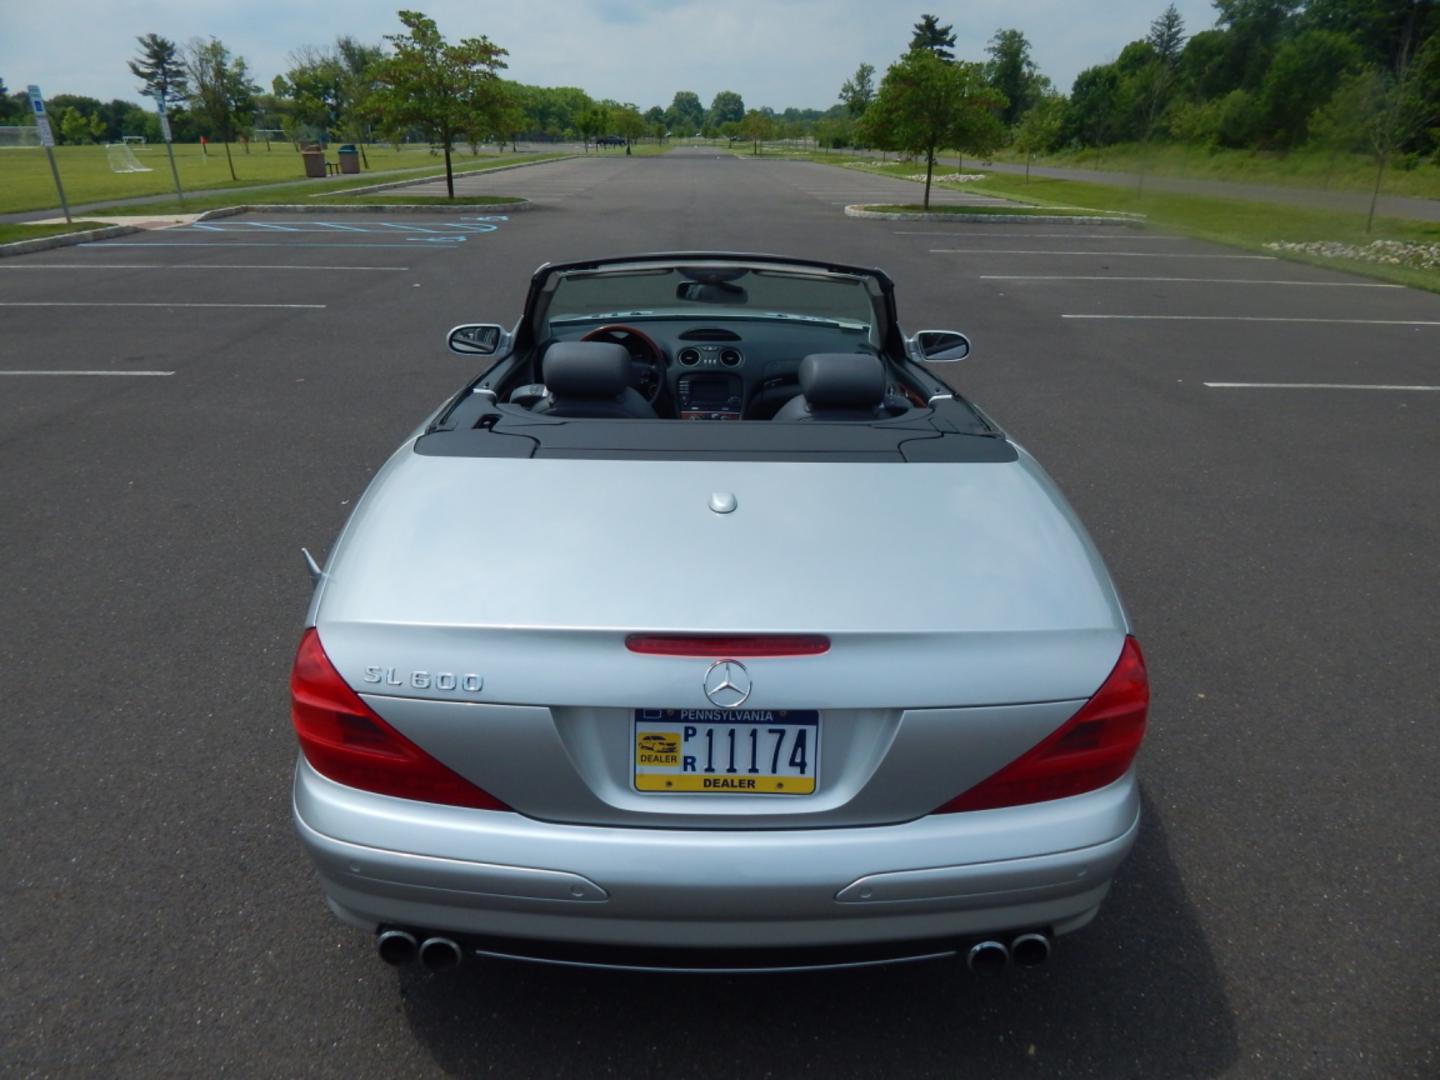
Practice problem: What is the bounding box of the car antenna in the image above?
[301,547,326,584]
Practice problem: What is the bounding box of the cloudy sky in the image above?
[4,1,1223,110]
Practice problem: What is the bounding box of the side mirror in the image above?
[912,330,971,363]
[447,323,507,356]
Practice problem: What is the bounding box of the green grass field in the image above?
[832,158,1440,292]
[863,203,1127,217]
[0,220,112,244]
[0,143,562,214]
[992,141,1440,201]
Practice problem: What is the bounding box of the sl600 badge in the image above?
[362,666,483,694]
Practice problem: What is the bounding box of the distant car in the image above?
[290,252,1148,976]
[595,134,624,146]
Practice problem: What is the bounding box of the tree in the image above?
[708,90,744,127]
[665,90,705,135]
[1260,29,1365,146]
[738,109,775,154]
[1066,63,1127,145]
[615,104,647,147]
[1013,93,1066,180]
[58,107,90,145]
[1135,5,1189,149]
[475,84,527,151]
[1148,4,1188,68]
[987,29,1049,127]
[815,115,854,151]
[839,62,876,118]
[865,49,1006,208]
[1336,63,1429,229]
[364,11,508,197]
[129,33,189,110]
[577,104,610,149]
[275,37,382,145]
[0,79,22,123]
[910,14,957,61]
[644,104,666,136]
[1212,0,1304,91]
[185,38,259,180]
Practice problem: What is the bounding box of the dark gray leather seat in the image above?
[531,341,657,420]
[772,353,895,422]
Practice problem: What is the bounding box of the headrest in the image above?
[544,341,632,397]
[798,353,885,408]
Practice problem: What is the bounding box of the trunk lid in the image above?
[313,452,1127,826]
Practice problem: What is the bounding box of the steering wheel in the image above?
[579,324,666,405]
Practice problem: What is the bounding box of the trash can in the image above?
[338,144,360,174]
[302,148,326,178]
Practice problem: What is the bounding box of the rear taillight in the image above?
[933,636,1149,813]
[625,634,830,657]
[289,628,510,810]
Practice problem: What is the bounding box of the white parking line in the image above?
[983,275,1402,288]
[934,249,1277,259]
[0,301,326,309]
[1204,382,1440,391]
[0,370,174,376]
[0,264,407,271]
[1063,314,1440,325]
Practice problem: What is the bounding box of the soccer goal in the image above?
[122,135,146,147]
[252,128,286,149]
[0,126,41,149]
[106,142,153,173]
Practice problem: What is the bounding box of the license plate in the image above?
[633,709,819,795]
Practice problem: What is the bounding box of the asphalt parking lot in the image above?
[2,148,1436,1077]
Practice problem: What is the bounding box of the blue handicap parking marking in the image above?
[175,216,512,242]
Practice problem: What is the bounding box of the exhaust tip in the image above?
[1010,932,1051,968]
[419,936,464,972]
[376,929,418,966]
[966,940,1009,976]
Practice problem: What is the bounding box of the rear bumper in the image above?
[293,759,1140,953]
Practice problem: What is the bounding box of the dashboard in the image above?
[551,318,879,420]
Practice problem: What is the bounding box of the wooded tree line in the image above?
[0,10,782,155]
[823,4,1439,178]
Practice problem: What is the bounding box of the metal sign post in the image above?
[27,85,71,222]
[153,93,184,203]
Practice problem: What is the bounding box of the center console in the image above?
[677,374,742,420]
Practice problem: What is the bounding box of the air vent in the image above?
[677,348,701,366]
[678,328,741,342]
[719,349,742,368]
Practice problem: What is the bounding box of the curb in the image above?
[195,201,532,218]
[0,224,143,258]
[331,154,578,197]
[844,204,1143,224]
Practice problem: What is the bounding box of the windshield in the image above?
[546,267,876,331]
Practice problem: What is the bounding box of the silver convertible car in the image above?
[290,253,1148,975]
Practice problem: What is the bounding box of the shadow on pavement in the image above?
[398,790,1235,1078]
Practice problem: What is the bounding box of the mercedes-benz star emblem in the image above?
[703,659,752,708]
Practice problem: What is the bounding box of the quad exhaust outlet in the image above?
[965,931,1052,974]
[376,929,418,966]
[376,928,464,972]
[419,936,464,972]
[966,940,1009,975]
[1010,931,1052,967]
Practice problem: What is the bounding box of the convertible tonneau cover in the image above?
[418,393,1017,464]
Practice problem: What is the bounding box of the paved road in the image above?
[2,149,1436,1078]
[981,157,1440,221]
[393,148,1018,207]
